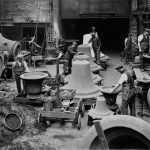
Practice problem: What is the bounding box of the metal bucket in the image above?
[4,113,22,131]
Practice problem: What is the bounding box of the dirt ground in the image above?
[1,53,150,150]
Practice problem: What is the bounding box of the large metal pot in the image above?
[99,85,121,111]
[20,72,48,96]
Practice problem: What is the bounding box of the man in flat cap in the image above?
[123,33,138,63]
[138,28,150,70]
[110,64,136,115]
[12,54,30,94]
[88,32,101,64]
[65,42,78,74]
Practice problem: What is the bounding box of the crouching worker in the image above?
[12,54,30,95]
[110,65,136,116]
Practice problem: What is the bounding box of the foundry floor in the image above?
[3,52,150,150]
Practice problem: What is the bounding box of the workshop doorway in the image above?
[23,27,45,47]
[61,18,129,54]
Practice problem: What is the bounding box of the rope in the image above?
[31,4,49,56]
[30,0,42,56]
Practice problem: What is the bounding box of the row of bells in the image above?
[62,44,113,118]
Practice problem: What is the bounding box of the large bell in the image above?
[88,96,113,119]
[0,33,21,61]
[77,44,102,72]
[74,54,102,84]
[62,60,102,98]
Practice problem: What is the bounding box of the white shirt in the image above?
[118,73,128,85]
[138,34,149,51]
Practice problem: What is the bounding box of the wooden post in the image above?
[56,58,61,107]
[93,120,109,150]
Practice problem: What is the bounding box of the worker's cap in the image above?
[17,54,23,59]
[72,42,77,45]
[128,33,132,36]
[92,27,96,30]
[114,64,123,70]
[145,28,150,33]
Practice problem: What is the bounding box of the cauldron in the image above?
[20,72,48,98]
[99,85,121,111]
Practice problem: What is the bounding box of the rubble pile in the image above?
[0,89,46,149]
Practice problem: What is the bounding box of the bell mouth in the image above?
[20,72,48,80]
[88,108,113,119]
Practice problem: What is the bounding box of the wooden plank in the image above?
[41,111,75,119]
[133,68,144,81]
[93,121,109,149]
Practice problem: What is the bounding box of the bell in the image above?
[77,44,102,72]
[62,60,102,98]
[88,96,113,119]
[74,54,102,84]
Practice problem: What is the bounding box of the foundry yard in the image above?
[1,0,150,149]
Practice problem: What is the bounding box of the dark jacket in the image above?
[65,45,77,60]
[89,36,101,51]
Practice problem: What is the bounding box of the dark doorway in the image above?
[61,18,129,54]
[23,27,45,46]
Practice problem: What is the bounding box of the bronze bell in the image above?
[88,96,113,119]
[62,60,102,98]
[77,44,102,72]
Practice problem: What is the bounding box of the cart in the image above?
[38,89,83,129]
[38,58,83,129]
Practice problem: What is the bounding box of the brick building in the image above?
[0,0,149,53]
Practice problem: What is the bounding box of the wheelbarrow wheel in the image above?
[72,112,78,128]
[77,114,81,130]
[38,112,44,124]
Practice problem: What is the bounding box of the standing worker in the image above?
[12,54,30,94]
[110,65,136,116]
[88,32,101,64]
[65,42,78,74]
[124,33,138,63]
[138,28,150,70]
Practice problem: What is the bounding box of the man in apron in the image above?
[110,65,136,115]
[12,54,30,94]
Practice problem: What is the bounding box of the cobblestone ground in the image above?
[1,53,150,149]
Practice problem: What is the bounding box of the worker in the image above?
[12,54,30,94]
[90,27,98,37]
[138,28,150,70]
[58,35,66,55]
[65,42,78,74]
[124,33,138,63]
[88,32,101,64]
[110,64,136,116]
